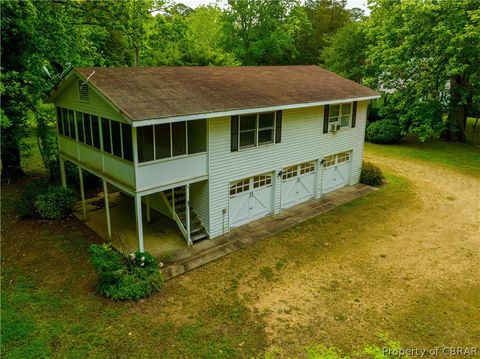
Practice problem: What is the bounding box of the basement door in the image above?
[281,161,316,209]
[229,173,273,228]
[322,152,351,193]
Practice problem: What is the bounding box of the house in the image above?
[46,65,380,253]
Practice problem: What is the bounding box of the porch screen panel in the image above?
[137,126,154,162]
[84,114,92,146]
[76,112,84,143]
[111,121,122,158]
[91,116,100,149]
[154,123,171,159]
[187,119,206,154]
[57,107,64,135]
[172,121,187,156]
[68,110,76,140]
[121,123,133,161]
[102,118,111,153]
[62,108,70,137]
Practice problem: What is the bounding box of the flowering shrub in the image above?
[89,244,163,301]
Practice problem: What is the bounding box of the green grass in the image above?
[365,135,480,177]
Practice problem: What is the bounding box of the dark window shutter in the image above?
[231,115,239,152]
[275,110,282,143]
[323,105,330,134]
[351,101,358,128]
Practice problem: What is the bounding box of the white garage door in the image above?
[322,152,351,193]
[281,161,316,209]
[229,173,273,228]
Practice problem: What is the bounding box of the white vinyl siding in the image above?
[207,101,367,238]
[190,180,210,233]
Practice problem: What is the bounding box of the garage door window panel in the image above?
[253,175,272,189]
[230,179,250,196]
[300,162,315,174]
[282,166,298,180]
[323,155,336,167]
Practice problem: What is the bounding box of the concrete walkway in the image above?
[162,183,376,280]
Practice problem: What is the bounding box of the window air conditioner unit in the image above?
[330,124,341,132]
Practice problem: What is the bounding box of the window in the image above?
[154,124,171,159]
[282,166,298,180]
[236,112,277,150]
[76,111,84,142]
[323,155,336,168]
[84,114,92,146]
[337,152,350,163]
[172,121,186,156]
[329,103,352,128]
[91,116,100,149]
[300,162,315,175]
[78,80,89,101]
[121,123,133,161]
[239,114,257,148]
[187,119,207,154]
[102,118,111,153]
[137,126,154,162]
[111,121,122,157]
[137,120,206,163]
[62,108,70,137]
[253,175,272,189]
[230,178,250,196]
[57,107,64,135]
[258,112,274,145]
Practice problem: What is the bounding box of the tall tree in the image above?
[364,0,480,141]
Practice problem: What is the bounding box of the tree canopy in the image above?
[1,0,479,179]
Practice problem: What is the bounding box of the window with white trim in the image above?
[238,112,276,149]
[337,152,350,163]
[329,103,352,128]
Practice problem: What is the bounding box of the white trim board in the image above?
[131,95,380,127]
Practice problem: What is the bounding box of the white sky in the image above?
[177,0,370,14]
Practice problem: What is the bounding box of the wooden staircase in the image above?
[164,187,209,244]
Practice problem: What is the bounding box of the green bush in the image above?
[16,179,50,218]
[34,186,77,220]
[89,244,163,301]
[360,162,385,187]
[366,119,403,144]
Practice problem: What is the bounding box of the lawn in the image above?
[1,137,479,358]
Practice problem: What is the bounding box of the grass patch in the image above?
[260,266,275,282]
[365,136,480,177]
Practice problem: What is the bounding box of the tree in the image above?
[364,0,480,142]
[222,0,299,65]
[321,21,366,82]
[294,0,352,64]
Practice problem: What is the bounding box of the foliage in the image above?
[360,162,385,187]
[363,0,480,141]
[89,244,163,301]
[16,179,50,219]
[35,103,59,180]
[366,120,403,144]
[321,21,366,82]
[34,186,77,220]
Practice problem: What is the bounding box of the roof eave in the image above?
[130,94,381,127]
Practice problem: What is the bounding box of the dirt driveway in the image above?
[226,153,480,353]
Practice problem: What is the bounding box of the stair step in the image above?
[191,232,209,242]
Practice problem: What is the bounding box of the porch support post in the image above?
[78,167,87,220]
[146,195,151,223]
[59,157,66,188]
[135,194,145,252]
[103,180,112,239]
[185,184,192,246]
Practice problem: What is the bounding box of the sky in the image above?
[178,0,371,14]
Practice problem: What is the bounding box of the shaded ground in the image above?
[2,139,479,358]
